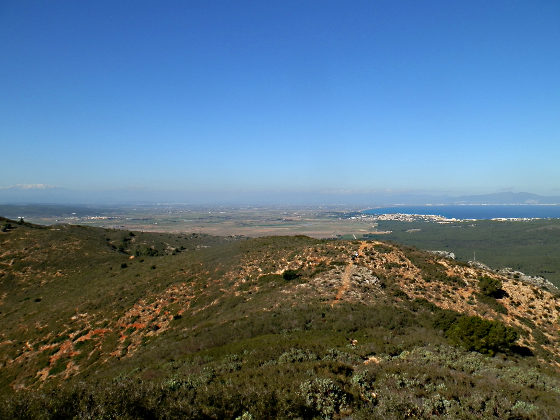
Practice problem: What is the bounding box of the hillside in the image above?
[1,217,560,419]
[362,218,560,287]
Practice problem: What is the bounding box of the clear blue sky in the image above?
[1,0,559,200]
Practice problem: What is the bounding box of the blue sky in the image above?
[1,1,559,201]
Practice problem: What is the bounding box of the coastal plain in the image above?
[3,204,559,287]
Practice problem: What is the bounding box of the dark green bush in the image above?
[135,247,160,257]
[479,276,503,297]
[446,316,518,355]
[283,269,300,281]
[433,308,519,355]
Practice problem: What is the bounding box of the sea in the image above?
[363,205,560,220]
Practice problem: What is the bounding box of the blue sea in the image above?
[363,205,560,220]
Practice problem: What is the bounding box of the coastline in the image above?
[362,204,560,221]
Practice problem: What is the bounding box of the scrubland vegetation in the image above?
[373,219,560,287]
[1,217,559,419]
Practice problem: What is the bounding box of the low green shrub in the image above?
[299,377,347,419]
[278,348,318,364]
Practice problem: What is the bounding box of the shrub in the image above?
[299,377,347,419]
[48,358,68,376]
[433,308,519,355]
[479,276,503,297]
[446,315,518,355]
[136,247,160,257]
[323,348,359,364]
[278,348,318,364]
[351,370,377,403]
[423,393,452,416]
[283,269,300,281]
[235,412,254,420]
[258,273,283,284]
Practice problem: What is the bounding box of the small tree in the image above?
[479,276,502,298]
[446,315,518,355]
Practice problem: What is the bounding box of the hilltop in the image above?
[1,217,559,419]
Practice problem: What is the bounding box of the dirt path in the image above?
[331,242,368,306]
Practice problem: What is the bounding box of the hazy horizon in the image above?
[1,185,560,207]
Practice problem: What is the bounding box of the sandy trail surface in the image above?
[331,242,368,306]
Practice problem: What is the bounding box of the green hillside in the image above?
[365,219,560,286]
[1,218,559,419]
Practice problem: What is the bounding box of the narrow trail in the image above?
[331,241,368,306]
